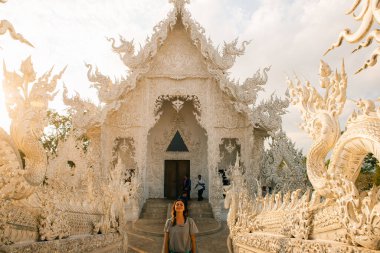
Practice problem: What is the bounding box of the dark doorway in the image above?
[164,160,190,199]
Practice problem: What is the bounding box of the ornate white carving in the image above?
[171,98,184,113]
[63,85,102,137]
[153,94,201,124]
[224,154,247,253]
[0,20,33,47]
[169,0,190,11]
[288,60,347,196]
[225,141,236,154]
[325,0,380,73]
[0,1,296,251]
[0,1,33,48]
[259,131,309,193]
[0,58,127,248]
[225,59,380,252]
[250,94,289,135]
[38,198,70,241]
[0,201,12,245]
[87,1,273,131]
[1,57,64,200]
[288,60,380,249]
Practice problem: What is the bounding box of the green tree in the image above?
[361,153,379,173]
[40,110,72,155]
[356,153,380,191]
[40,110,90,156]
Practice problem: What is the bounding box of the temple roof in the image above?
[108,0,249,73]
[81,0,286,134]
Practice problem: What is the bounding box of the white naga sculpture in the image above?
[0,56,128,252]
[224,1,380,251]
[1,57,65,200]
[225,59,380,252]
[289,60,380,248]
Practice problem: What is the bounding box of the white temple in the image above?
[73,0,287,213]
[1,0,379,252]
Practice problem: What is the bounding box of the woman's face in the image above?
[174,200,185,213]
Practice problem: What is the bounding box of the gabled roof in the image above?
[85,0,278,132]
[109,0,249,73]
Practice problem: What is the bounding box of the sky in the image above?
[0,0,379,154]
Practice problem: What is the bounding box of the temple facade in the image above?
[3,1,379,252]
[0,1,288,250]
[81,0,284,209]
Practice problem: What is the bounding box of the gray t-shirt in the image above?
[164,217,199,252]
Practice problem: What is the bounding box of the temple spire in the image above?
[169,0,190,11]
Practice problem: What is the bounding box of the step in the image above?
[140,208,167,213]
[143,202,170,207]
[140,214,167,219]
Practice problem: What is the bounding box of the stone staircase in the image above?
[188,201,214,219]
[139,198,172,220]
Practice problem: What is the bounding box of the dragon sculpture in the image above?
[288,60,380,249]
[324,0,380,73]
[0,57,65,200]
[224,60,380,252]
[0,58,128,249]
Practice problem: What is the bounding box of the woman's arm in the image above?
[163,232,169,253]
[191,234,196,253]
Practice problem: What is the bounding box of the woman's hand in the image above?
[191,234,196,253]
[163,232,169,253]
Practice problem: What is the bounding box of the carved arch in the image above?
[153,94,203,128]
[329,134,380,183]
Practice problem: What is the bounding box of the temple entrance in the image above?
[147,99,208,198]
[164,160,190,199]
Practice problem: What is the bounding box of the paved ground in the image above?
[127,221,229,253]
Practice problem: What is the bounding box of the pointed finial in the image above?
[169,0,190,10]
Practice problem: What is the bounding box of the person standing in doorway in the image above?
[183,175,191,200]
[194,175,206,201]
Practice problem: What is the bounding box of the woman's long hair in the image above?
[171,199,188,226]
